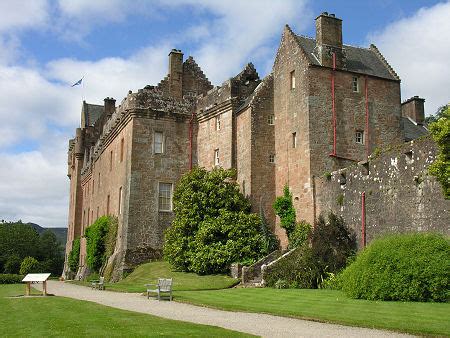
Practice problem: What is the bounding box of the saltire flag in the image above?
[71,78,83,87]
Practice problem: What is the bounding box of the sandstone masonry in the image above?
[63,12,449,280]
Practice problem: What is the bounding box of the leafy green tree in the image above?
[428,105,450,199]
[164,167,270,274]
[19,256,40,275]
[273,185,296,236]
[0,221,39,270]
[4,255,21,274]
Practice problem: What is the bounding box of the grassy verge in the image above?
[72,261,239,292]
[175,288,450,336]
[0,284,252,337]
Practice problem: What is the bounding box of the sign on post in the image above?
[22,273,51,296]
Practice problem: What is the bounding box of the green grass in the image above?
[0,284,252,337]
[175,288,450,336]
[73,261,239,293]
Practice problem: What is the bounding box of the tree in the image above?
[19,257,40,275]
[428,105,450,199]
[0,221,39,271]
[425,105,447,125]
[164,167,270,274]
[68,237,81,272]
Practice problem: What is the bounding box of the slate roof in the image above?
[294,35,399,81]
[82,102,104,127]
[401,117,428,142]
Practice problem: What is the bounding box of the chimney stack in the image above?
[402,96,425,125]
[168,49,184,99]
[104,97,116,118]
[315,12,344,68]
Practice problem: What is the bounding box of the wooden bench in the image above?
[91,276,105,290]
[145,278,173,301]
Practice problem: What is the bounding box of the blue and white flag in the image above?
[71,78,83,87]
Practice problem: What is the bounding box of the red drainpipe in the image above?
[361,191,366,248]
[365,76,369,160]
[189,111,196,170]
[331,52,337,156]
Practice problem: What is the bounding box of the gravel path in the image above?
[44,281,413,338]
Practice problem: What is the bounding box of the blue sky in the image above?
[0,0,449,228]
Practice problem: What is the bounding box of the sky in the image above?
[0,0,448,228]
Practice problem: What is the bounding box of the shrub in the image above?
[273,185,296,236]
[340,233,450,302]
[0,274,24,284]
[288,221,311,250]
[4,255,21,274]
[19,257,40,275]
[264,212,356,289]
[85,216,118,272]
[164,167,269,274]
[311,213,356,275]
[263,244,319,288]
[68,237,81,272]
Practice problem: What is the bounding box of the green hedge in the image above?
[340,233,450,302]
[0,274,24,284]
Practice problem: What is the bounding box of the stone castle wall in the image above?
[315,136,450,248]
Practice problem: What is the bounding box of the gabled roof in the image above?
[401,117,428,142]
[293,34,399,81]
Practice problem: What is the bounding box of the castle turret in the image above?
[315,12,344,68]
[104,97,116,118]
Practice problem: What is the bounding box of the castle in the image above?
[64,13,448,280]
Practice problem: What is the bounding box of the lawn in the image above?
[175,288,450,336]
[72,261,239,293]
[0,284,252,337]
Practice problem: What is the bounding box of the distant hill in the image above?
[28,223,67,245]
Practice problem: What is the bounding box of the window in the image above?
[269,154,275,163]
[96,206,99,219]
[92,180,95,195]
[98,173,100,190]
[355,130,364,144]
[106,195,110,215]
[158,183,173,211]
[120,138,124,162]
[352,77,359,92]
[290,70,296,89]
[109,150,113,171]
[292,132,297,148]
[214,149,220,166]
[154,131,164,154]
[215,114,221,131]
[118,187,123,215]
[267,114,274,125]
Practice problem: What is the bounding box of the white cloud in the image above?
[0,0,311,228]
[369,1,450,115]
[0,0,49,32]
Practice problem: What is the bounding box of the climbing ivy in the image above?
[273,185,296,236]
[68,237,80,272]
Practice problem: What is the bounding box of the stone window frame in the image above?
[292,132,297,148]
[269,154,275,163]
[215,114,221,131]
[158,182,173,212]
[118,186,123,215]
[109,150,113,171]
[214,148,220,166]
[267,114,275,125]
[290,70,296,90]
[352,76,359,92]
[355,130,364,144]
[120,138,125,162]
[154,131,164,154]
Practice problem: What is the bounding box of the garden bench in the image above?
[91,276,105,290]
[145,278,173,301]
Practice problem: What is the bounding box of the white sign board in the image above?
[22,273,51,282]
